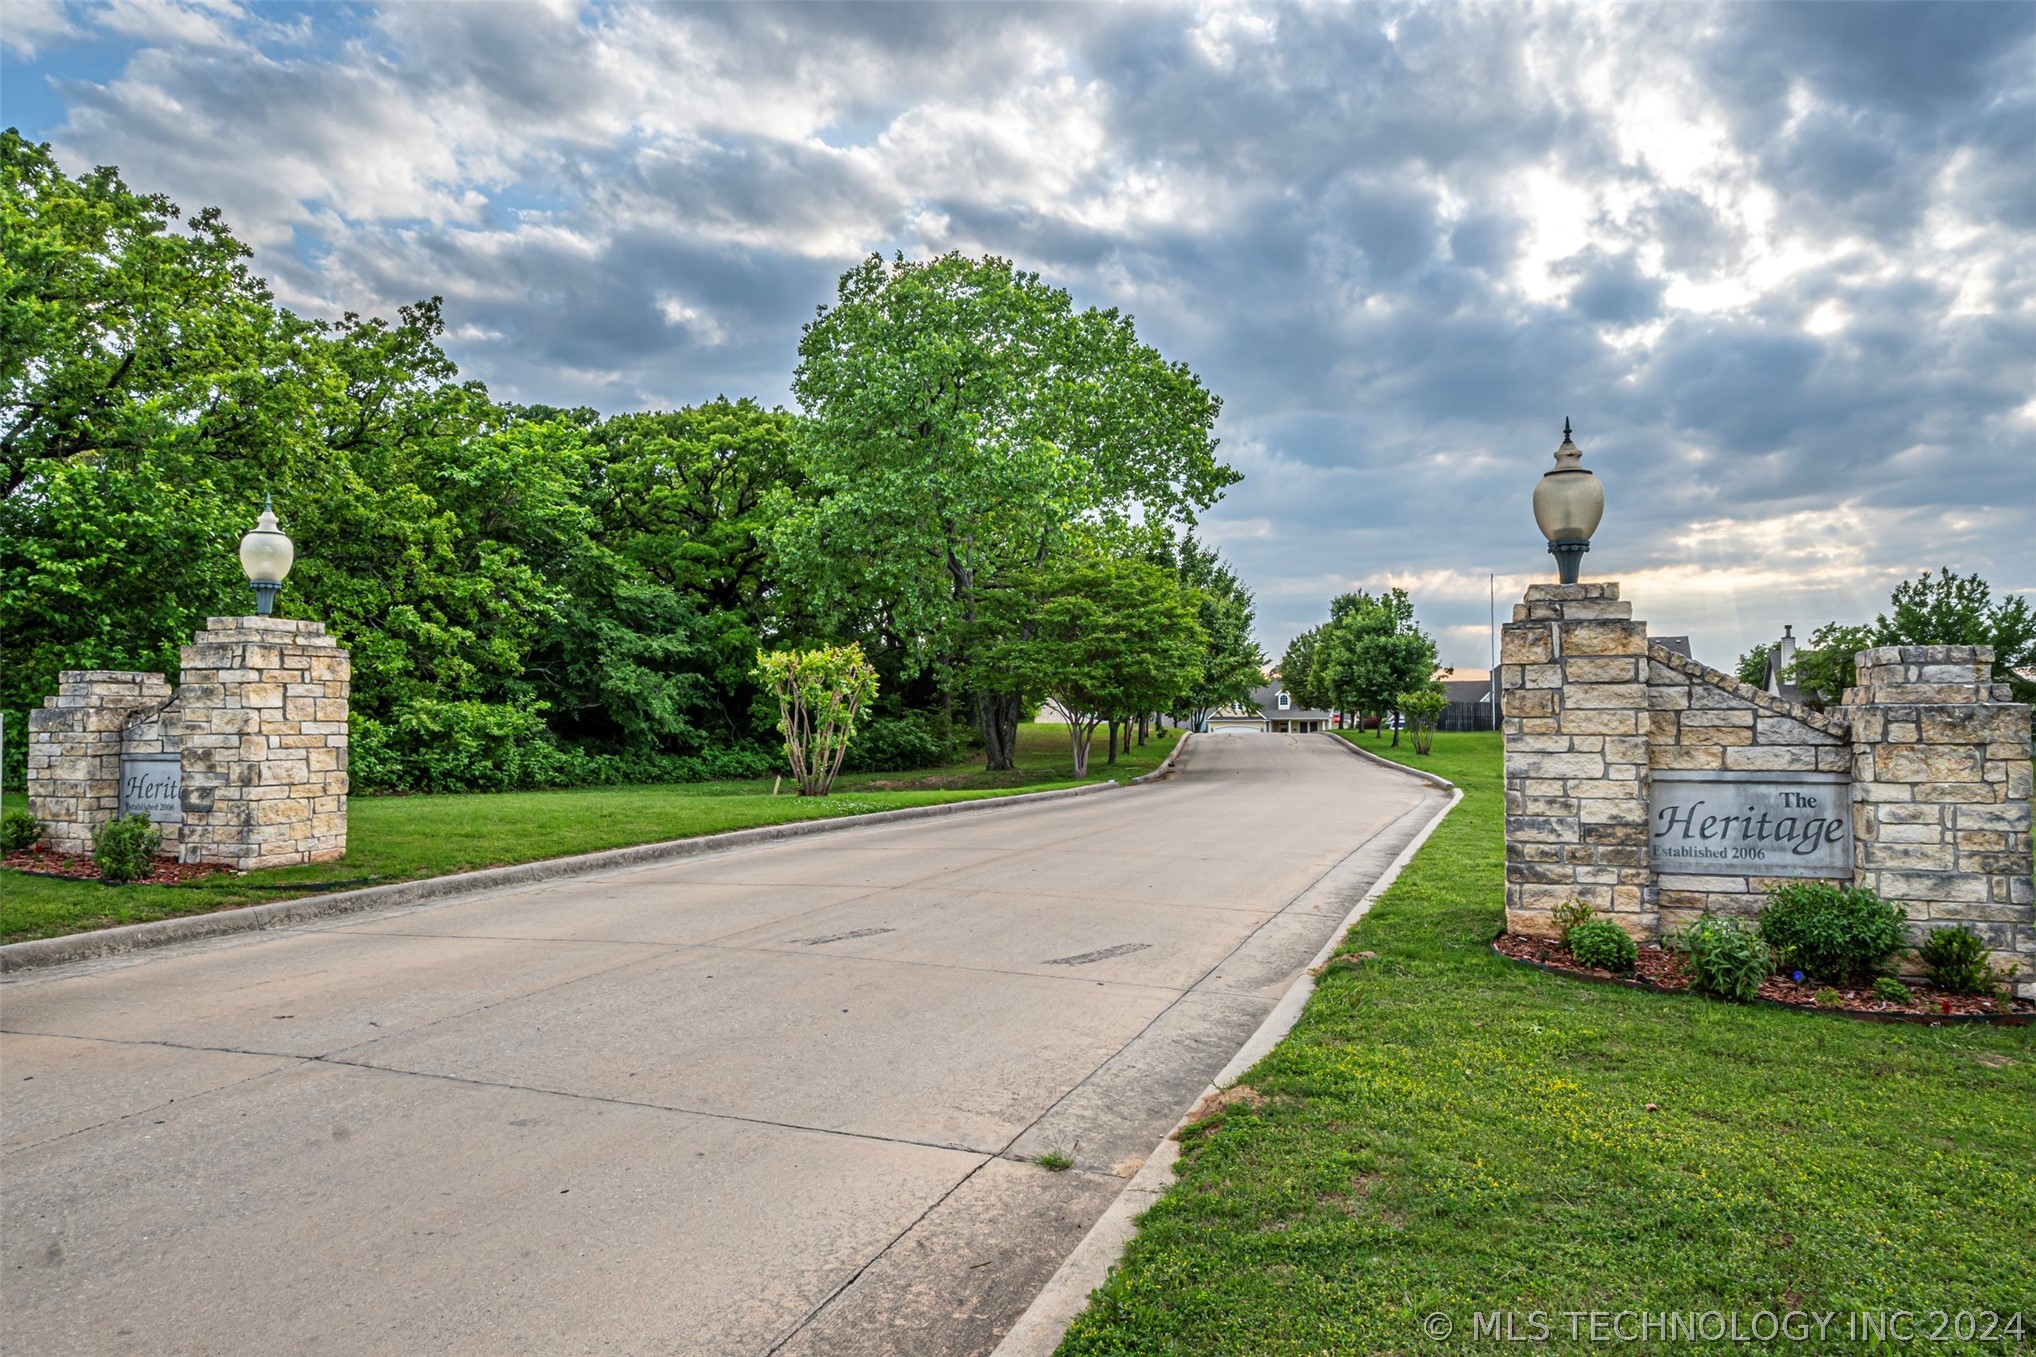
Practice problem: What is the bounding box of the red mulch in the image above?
[3,845,233,886]
[1495,932,2033,1019]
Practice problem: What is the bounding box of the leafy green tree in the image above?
[1315,589,1439,743]
[1873,569,2035,703]
[977,558,1205,776]
[1280,627,1327,713]
[1735,644,1772,688]
[780,252,1233,769]
[1782,570,2034,709]
[1153,533,1265,731]
[1786,622,1874,707]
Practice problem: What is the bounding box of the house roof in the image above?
[1247,684,1336,721]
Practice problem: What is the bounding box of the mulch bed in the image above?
[1496,932,2033,1022]
[3,845,234,886]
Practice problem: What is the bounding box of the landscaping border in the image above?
[0,778,1129,974]
[990,743,1462,1357]
[1497,948,2032,1027]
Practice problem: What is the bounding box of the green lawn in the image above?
[1,722,1177,945]
[1060,731,2035,1356]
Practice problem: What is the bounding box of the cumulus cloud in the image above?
[4,0,2030,667]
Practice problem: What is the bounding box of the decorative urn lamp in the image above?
[1532,418,1603,584]
[238,494,295,615]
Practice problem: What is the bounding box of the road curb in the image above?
[1323,729,1458,788]
[1129,729,1192,783]
[0,779,1125,975]
[990,754,1462,1357]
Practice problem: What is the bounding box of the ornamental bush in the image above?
[754,644,879,796]
[1872,976,1912,1005]
[92,814,162,884]
[1566,919,1638,973]
[1551,899,1593,944]
[1758,881,1908,986]
[1918,925,2010,996]
[3,809,45,852]
[1673,917,1770,1003]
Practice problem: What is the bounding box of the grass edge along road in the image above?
[1,724,1177,945]
[1057,730,2035,1357]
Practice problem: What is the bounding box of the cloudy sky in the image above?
[6,1,2032,671]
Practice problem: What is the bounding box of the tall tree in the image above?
[1154,533,1265,731]
[781,252,1234,769]
[976,558,1206,777]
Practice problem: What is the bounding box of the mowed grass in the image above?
[1,722,1177,944]
[1060,731,2035,1356]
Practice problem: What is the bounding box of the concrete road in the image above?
[2,733,1444,1356]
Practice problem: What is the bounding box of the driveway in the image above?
[2,733,1446,1356]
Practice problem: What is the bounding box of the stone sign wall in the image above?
[1501,582,2034,998]
[26,617,350,871]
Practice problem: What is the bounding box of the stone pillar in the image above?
[26,672,173,855]
[1500,583,1654,939]
[1843,646,2035,999]
[176,617,350,870]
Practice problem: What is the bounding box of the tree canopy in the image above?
[779,252,1234,768]
[2,138,1244,792]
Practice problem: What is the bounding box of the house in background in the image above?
[1756,626,1803,704]
[1205,683,1337,733]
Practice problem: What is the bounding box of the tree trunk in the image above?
[1137,713,1148,745]
[974,691,1023,771]
[1069,723,1090,778]
[1105,717,1118,765]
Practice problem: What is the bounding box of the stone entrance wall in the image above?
[26,617,349,871]
[1500,582,2034,998]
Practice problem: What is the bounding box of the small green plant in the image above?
[1814,987,1842,1008]
[1396,687,1448,755]
[1758,881,1908,986]
[91,814,162,884]
[1033,1150,1074,1172]
[3,809,46,853]
[1551,899,1593,944]
[1671,917,1770,1003]
[1918,926,2012,997]
[1871,976,1912,1005]
[753,643,879,797]
[1566,919,1638,973]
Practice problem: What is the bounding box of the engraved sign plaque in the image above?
[1648,770,1851,878]
[118,754,183,824]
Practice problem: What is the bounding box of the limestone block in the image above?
[1722,745,1818,772]
[1507,751,1606,780]
[1567,657,1642,683]
[1679,724,1754,747]
[1501,626,1553,664]
[1562,708,1640,734]
[1565,682,1649,710]
[1558,620,1648,656]
[1651,745,1725,770]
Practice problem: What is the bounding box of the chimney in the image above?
[1776,624,1796,691]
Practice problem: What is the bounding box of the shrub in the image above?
[1758,882,1908,985]
[92,814,162,883]
[839,712,954,773]
[1814,987,1842,1008]
[1872,976,1912,1005]
[1918,926,2011,997]
[1566,919,1638,972]
[3,809,46,853]
[1672,917,1770,1003]
[1551,899,1593,944]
